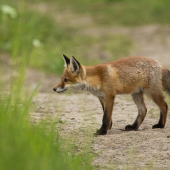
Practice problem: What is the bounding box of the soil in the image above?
[31,91,170,170]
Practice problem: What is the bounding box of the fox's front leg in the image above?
[99,98,112,130]
[97,96,115,135]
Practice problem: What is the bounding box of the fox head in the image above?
[53,54,86,93]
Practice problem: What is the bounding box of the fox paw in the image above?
[125,125,137,131]
[95,128,107,135]
[152,124,164,129]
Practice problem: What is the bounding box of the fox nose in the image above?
[53,87,57,91]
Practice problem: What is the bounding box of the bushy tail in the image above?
[163,69,170,95]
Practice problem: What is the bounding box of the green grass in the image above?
[4,0,170,27]
[0,53,94,170]
[0,95,94,170]
[0,0,134,75]
[52,0,170,26]
[1,0,170,75]
[0,3,95,167]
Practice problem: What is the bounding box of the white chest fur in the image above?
[74,83,105,98]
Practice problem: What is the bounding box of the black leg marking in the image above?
[97,96,114,135]
[152,124,164,129]
[152,103,168,129]
[125,124,138,131]
[149,94,168,129]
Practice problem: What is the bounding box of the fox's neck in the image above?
[82,65,102,89]
[72,65,104,98]
[80,65,105,98]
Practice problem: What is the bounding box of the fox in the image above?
[53,54,170,135]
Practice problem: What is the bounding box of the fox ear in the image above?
[63,54,70,68]
[70,56,81,73]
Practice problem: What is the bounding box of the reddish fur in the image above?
[54,56,170,135]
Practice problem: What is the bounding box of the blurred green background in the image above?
[1,0,170,75]
[1,0,170,169]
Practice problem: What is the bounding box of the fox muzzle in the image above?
[53,87,57,91]
[53,86,67,93]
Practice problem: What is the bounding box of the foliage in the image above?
[0,3,94,167]
[0,52,94,170]
[0,94,94,170]
[54,0,170,26]
[0,1,134,75]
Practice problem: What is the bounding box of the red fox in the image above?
[53,54,170,135]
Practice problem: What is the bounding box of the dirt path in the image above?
[31,91,170,170]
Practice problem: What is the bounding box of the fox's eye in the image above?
[64,78,69,82]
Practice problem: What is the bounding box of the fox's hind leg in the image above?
[125,90,147,131]
[146,92,168,129]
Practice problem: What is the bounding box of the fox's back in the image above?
[101,56,163,94]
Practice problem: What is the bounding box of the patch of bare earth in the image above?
[31,92,170,170]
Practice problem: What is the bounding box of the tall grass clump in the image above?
[0,90,94,170]
[0,89,94,169]
[0,3,94,170]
